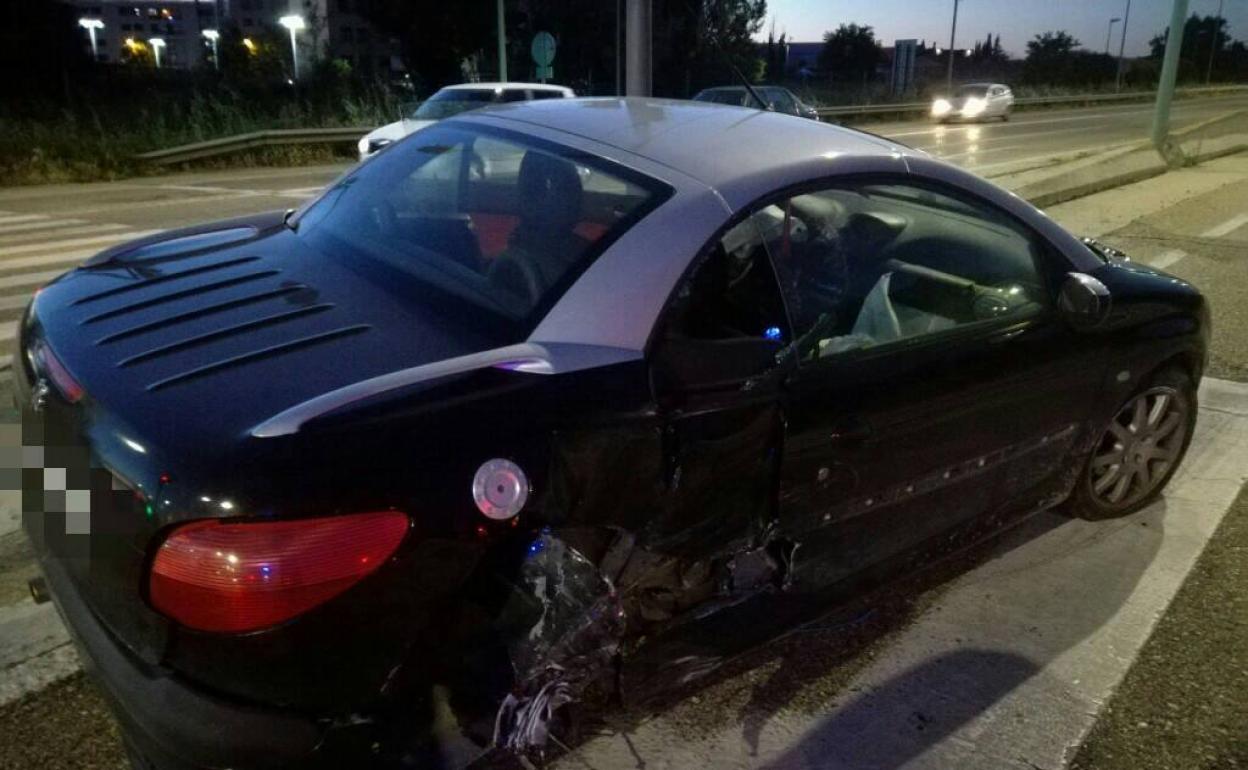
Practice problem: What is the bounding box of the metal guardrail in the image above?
[134,85,1248,166]
[135,126,372,166]
[814,84,1248,119]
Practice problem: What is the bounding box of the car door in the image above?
[756,177,1108,592]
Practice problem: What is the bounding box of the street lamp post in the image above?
[78,18,104,61]
[1106,18,1121,54]
[278,15,306,81]
[149,37,166,69]
[1205,0,1224,84]
[946,0,960,94]
[1115,0,1132,92]
[496,0,508,82]
[202,29,220,71]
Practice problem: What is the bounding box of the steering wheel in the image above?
[488,251,544,307]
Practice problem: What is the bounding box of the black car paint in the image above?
[16,199,1206,766]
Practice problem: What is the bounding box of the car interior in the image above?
[661,181,1050,386]
[324,132,656,323]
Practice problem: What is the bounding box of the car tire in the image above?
[1068,367,1197,520]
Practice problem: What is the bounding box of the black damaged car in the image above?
[15,98,1207,769]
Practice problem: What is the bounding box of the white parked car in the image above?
[931,83,1014,123]
[358,82,575,160]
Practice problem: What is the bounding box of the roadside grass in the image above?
[1069,484,1248,770]
[0,87,391,186]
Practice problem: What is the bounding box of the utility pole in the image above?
[497,0,508,82]
[1206,0,1224,84]
[1115,0,1132,92]
[625,0,651,96]
[1106,18,1121,55]
[946,0,959,94]
[615,0,622,95]
[1152,0,1191,150]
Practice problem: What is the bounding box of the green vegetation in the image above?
[0,72,396,185]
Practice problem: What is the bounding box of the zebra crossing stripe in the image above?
[0,219,90,235]
[0,229,162,259]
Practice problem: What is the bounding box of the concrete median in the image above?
[991,109,1248,209]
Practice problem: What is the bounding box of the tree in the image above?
[1023,31,1115,86]
[818,23,880,84]
[1148,14,1241,82]
[1026,31,1080,59]
[651,0,768,96]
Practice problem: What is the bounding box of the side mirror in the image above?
[1058,272,1111,330]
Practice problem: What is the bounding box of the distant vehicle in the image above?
[931,83,1015,123]
[693,85,820,120]
[357,82,575,159]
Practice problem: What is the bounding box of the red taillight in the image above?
[149,511,408,633]
[36,344,84,403]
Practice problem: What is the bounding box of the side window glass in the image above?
[771,89,798,115]
[656,217,791,389]
[759,181,1050,363]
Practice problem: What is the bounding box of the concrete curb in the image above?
[999,110,1248,208]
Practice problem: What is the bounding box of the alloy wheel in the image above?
[1088,386,1190,509]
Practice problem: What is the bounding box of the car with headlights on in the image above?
[931,82,1014,122]
[357,81,574,159]
[17,96,1206,769]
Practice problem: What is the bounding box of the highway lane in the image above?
[853,94,1248,173]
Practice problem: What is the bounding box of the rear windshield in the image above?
[294,124,669,342]
[412,89,508,120]
[955,85,990,98]
[695,89,747,106]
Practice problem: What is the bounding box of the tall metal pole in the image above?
[496,0,508,82]
[1115,0,1132,92]
[625,0,651,96]
[288,26,299,79]
[87,27,99,60]
[945,0,959,94]
[615,0,622,95]
[1106,18,1120,55]
[1152,0,1191,149]
[1205,0,1224,84]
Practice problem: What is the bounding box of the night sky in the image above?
[759,0,1246,58]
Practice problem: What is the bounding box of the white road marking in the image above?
[0,224,132,246]
[1201,213,1248,239]
[0,294,33,312]
[0,215,46,226]
[153,183,263,196]
[1149,249,1188,270]
[0,269,71,292]
[278,187,325,197]
[0,229,161,259]
[0,219,89,235]
[562,378,1248,770]
[0,246,134,273]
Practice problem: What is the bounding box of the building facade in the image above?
[68,0,401,75]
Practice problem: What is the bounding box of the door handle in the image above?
[828,415,872,444]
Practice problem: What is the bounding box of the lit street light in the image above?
[149,37,166,69]
[202,29,220,70]
[278,15,306,81]
[78,18,104,61]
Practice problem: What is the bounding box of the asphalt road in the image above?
[858,94,1248,175]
